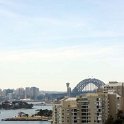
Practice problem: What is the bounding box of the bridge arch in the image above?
[72,78,105,96]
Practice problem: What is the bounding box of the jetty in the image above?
[2,116,50,121]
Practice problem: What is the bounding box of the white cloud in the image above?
[0,43,122,63]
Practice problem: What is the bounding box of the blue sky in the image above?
[0,0,124,91]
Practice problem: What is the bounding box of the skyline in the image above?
[0,0,124,91]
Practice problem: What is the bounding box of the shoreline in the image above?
[2,116,51,121]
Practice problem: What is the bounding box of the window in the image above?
[74,120,77,123]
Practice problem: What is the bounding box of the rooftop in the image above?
[65,97,77,101]
[105,81,124,87]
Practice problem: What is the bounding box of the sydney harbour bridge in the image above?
[45,78,105,100]
[70,78,105,96]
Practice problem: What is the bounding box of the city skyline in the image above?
[0,0,124,91]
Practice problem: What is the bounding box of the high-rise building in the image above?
[76,93,109,124]
[15,88,25,99]
[52,104,62,124]
[52,92,122,124]
[103,81,124,96]
[53,97,77,124]
[101,81,124,111]
[0,89,2,96]
[25,87,31,99]
[30,87,39,100]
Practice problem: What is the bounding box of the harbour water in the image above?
[0,104,52,124]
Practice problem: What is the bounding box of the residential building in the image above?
[53,104,62,124]
[76,93,109,124]
[53,97,77,124]
[53,92,122,124]
[102,81,124,111]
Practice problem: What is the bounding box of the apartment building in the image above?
[53,97,77,124]
[103,81,124,96]
[108,92,121,119]
[53,92,121,124]
[101,81,124,111]
[61,97,77,124]
[76,93,109,124]
[53,104,62,124]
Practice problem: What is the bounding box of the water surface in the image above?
[0,105,52,124]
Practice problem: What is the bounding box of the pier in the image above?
[2,116,51,121]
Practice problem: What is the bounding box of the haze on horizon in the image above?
[0,0,124,91]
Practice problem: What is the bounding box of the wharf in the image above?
[2,116,51,121]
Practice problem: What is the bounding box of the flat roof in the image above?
[105,82,124,87]
[65,97,77,101]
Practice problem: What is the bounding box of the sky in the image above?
[0,0,124,91]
